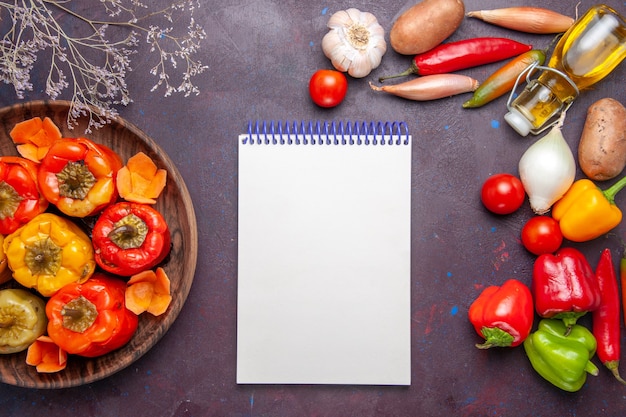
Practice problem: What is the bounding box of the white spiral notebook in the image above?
[237,121,412,385]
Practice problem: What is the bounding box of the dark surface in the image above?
[1,0,626,416]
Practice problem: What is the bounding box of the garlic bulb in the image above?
[322,8,387,78]
[518,120,576,214]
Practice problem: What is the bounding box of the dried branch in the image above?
[0,0,207,131]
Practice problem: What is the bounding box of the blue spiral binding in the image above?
[243,120,410,146]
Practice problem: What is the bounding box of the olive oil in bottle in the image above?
[505,4,626,136]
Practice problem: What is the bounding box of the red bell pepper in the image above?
[532,247,601,333]
[592,248,626,384]
[46,274,138,357]
[0,156,48,234]
[468,279,534,348]
[379,37,533,81]
[37,137,123,218]
[91,202,171,276]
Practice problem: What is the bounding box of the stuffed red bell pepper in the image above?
[37,137,122,218]
[0,156,48,234]
[468,279,534,348]
[46,274,138,357]
[532,247,601,333]
[91,202,171,276]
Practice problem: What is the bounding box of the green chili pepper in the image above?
[523,319,599,392]
[462,49,546,108]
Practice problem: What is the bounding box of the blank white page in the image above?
[237,123,411,385]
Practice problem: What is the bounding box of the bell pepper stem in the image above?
[555,312,585,335]
[476,326,515,349]
[585,360,600,376]
[603,174,626,204]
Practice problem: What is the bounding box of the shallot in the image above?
[467,7,575,34]
[518,114,576,214]
[369,74,479,101]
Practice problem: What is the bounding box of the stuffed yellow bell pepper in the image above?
[552,176,626,242]
[3,213,96,296]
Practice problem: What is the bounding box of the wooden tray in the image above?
[0,100,198,388]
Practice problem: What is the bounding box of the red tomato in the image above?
[309,69,348,108]
[480,173,525,215]
[521,216,563,255]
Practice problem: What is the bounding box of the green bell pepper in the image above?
[523,319,599,392]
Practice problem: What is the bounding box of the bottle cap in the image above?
[504,109,533,137]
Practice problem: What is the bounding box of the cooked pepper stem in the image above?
[108,214,148,249]
[0,181,23,219]
[61,295,98,333]
[24,237,62,276]
[602,174,626,204]
[0,317,14,328]
[56,160,97,200]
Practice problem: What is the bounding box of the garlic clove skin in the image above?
[322,8,387,78]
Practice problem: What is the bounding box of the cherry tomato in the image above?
[309,69,348,108]
[480,173,525,215]
[521,216,563,255]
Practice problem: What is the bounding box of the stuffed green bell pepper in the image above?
[0,288,47,353]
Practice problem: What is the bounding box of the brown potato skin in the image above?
[390,0,465,55]
[578,98,626,181]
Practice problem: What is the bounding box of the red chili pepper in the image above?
[531,247,601,334]
[622,251,626,337]
[468,279,534,348]
[379,37,533,81]
[0,156,48,234]
[592,248,626,384]
[91,202,171,276]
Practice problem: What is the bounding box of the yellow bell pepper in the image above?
[552,177,626,242]
[3,213,96,297]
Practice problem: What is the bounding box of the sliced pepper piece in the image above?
[116,152,167,204]
[552,177,626,242]
[3,213,96,297]
[25,335,67,373]
[523,319,598,392]
[125,267,172,316]
[9,116,62,162]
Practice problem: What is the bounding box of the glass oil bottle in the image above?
[505,4,626,136]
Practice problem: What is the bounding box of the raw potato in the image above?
[578,98,626,181]
[390,0,465,55]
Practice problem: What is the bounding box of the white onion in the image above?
[518,120,576,214]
